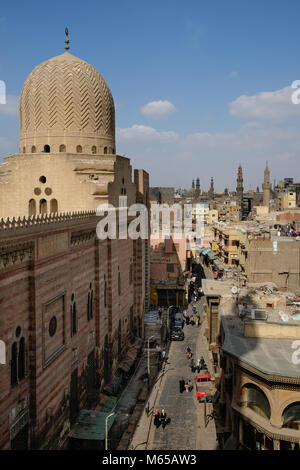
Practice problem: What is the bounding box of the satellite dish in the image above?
[231,286,238,294]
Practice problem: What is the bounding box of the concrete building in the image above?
[202,279,300,450]
[0,38,149,449]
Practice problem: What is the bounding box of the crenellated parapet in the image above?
[0,211,97,239]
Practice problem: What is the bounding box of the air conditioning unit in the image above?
[249,308,268,321]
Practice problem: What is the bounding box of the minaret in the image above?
[195,177,200,198]
[262,162,271,207]
[209,177,214,199]
[236,165,244,200]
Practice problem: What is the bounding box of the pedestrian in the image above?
[197,358,201,373]
[186,315,190,325]
[160,409,167,429]
[186,345,191,355]
[181,319,185,329]
[190,358,195,372]
[185,382,189,393]
[162,350,166,360]
[197,315,201,327]
[179,377,185,393]
[188,379,193,392]
[153,408,160,428]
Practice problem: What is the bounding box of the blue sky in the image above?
[1,0,300,190]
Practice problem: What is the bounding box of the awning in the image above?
[69,409,116,441]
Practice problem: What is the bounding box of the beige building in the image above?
[0,49,138,218]
[276,191,297,211]
[0,38,150,450]
[202,279,300,450]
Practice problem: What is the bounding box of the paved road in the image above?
[147,301,218,450]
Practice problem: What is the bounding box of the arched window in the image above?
[87,292,90,321]
[71,296,77,337]
[91,146,96,154]
[59,144,66,152]
[112,148,115,154]
[44,145,50,153]
[90,290,93,319]
[29,199,36,216]
[104,147,108,154]
[18,337,25,382]
[241,383,271,420]
[50,199,58,213]
[87,284,94,321]
[282,402,300,430]
[76,145,82,153]
[31,146,36,153]
[11,342,18,388]
[39,199,47,214]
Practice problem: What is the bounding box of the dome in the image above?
[19,52,116,155]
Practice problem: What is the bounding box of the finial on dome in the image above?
[65,27,70,51]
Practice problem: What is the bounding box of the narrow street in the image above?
[130,299,218,451]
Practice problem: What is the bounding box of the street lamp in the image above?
[105,412,115,451]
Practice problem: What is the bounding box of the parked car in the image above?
[170,327,184,341]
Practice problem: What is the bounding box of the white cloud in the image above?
[230,86,300,121]
[117,125,179,143]
[0,95,19,116]
[141,100,176,118]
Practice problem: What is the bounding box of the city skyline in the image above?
[1,1,300,189]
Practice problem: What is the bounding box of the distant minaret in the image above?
[236,165,244,200]
[195,177,200,198]
[262,162,271,207]
[192,179,195,190]
[209,177,214,199]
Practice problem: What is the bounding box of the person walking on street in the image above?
[160,409,167,429]
[197,358,201,373]
[190,357,195,372]
[185,382,190,393]
[188,379,193,392]
[153,409,160,428]
[179,377,185,393]
[186,315,190,325]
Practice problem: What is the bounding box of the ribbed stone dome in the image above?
[19,52,116,155]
